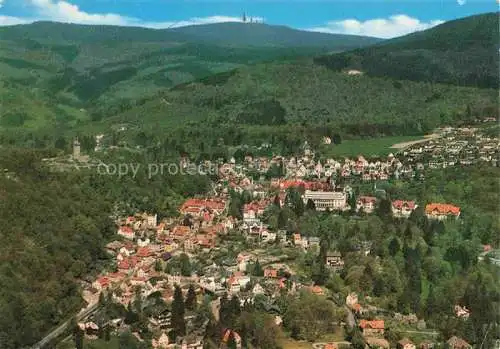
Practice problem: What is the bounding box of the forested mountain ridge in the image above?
[166,21,382,48]
[82,61,496,150]
[314,12,499,88]
[0,21,380,133]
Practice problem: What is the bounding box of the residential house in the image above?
[309,285,324,296]
[137,238,150,247]
[261,230,276,243]
[252,283,265,295]
[365,337,390,349]
[419,340,435,349]
[173,225,191,240]
[446,336,472,349]
[221,329,242,349]
[325,251,344,272]
[184,238,197,252]
[92,276,110,291]
[117,226,135,240]
[136,247,153,258]
[301,238,309,249]
[359,319,385,336]
[308,237,320,248]
[357,196,377,213]
[392,200,417,218]
[181,335,204,349]
[142,213,157,229]
[264,268,278,278]
[106,241,124,254]
[324,343,338,349]
[454,305,470,319]
[425,203,461,220]
[293,233,302,246]
[397,338,416,349]
[346,293,358,308]
[152,332,170,348]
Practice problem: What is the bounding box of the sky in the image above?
[0,0,497,38]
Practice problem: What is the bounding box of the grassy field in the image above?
[320,136,423,158]
[280,338,313,349]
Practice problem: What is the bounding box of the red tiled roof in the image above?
[425,203,460,215]
[107,272,126,280]
[118,260,130,270]
[181,198,226,212]
[359,319,385,330]
[173,225,190,236]
[136,247,152,258]
[264,268,278,278]
[119,226,134,233]
[311,285,323,294]
[358,196,377,204]
[393,200,416,210]
[97,277,110,287]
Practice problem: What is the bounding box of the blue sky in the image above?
[0,0,497,38]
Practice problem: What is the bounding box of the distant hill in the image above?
[314,12,499,88]
[168,22,381,48]
[0,20,380,127]
[0,21,381,48]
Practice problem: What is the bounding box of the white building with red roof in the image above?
[392,200,417,218]
[117,226,135,240]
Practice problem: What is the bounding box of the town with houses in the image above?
[67,125,500,349]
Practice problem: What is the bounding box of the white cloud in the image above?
[0,0,4,8]
[28,0,135,25]
[308,14,444,39]
[0,15,33,26]
[0,0,263,28]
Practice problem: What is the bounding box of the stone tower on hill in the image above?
[73,138,81,160]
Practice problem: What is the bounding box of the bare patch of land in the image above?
[390,133,440,150]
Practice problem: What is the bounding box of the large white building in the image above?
[303,190,347,211]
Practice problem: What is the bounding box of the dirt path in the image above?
[390,133,440,150]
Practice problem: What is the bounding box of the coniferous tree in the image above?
[171,285,186,337]
[252,259,264,277]
[185,284,197,311]
[277,209,287,229]
[306,199,316,211]
[71,317,84,349]
[273,194,281,208]
[348,192,357,214]
[104,325,111,341]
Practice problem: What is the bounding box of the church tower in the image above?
[73,138,81,160]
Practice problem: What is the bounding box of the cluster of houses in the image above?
[403,126,499,168]
[345,292,474,349]
[187,126,499,193]
[80,129,485,348]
